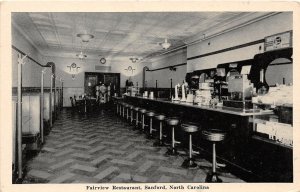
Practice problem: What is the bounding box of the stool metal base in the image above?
[145,132,155,139]
[153,139,165,147]
[181,158,198,169]
[205,172,222,183]
[165,148,178,156]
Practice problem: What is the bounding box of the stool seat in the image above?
[146,111,155,117]
[140,109,147,114]
[134,107,140,111]
[129,105,134,109]
[167,118,179,126]
[181,123,199,169]
[202,129,225,142]
[156,114,165,121]
[181,123,199,133]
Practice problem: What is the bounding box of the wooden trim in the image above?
[187,39,265,61]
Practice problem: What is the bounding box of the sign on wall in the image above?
[264,31,292,52]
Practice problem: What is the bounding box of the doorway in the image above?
[84,72,120,98]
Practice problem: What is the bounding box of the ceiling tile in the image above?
[12,12,274,61]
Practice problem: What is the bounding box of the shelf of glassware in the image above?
[252,103,293,149]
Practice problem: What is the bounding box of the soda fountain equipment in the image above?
[223,64,254,110]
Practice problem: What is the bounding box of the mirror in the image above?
[265,58,292,86]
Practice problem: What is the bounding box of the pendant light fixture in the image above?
[130,57,138,63]
[77,33,94,43]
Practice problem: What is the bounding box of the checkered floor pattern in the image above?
[22,108,245,183]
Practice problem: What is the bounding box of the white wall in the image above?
[187,12,292,72]
[12,25,51,88]
[52,56,150,89]
[51,56,151,106]
[147,49,187,87]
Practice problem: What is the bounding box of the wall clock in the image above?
[100,58,106,64]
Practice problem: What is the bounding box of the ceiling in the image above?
[12,12,274,63]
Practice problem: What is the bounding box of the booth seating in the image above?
[202,129,226,183]
[165,117,180,156]
[139,108,147,132]
[54,89,59,118]
[181,123,200,169]
[43,92,51,134]
[145,111,156,139]
[153,114,166,146]
[22,93,41,151]
[12,97,17,177]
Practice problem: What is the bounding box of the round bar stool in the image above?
[118,101,122,117]
[145,111,156,139]
[134,107,140,129]
[115,100,119,115]
[139,108,147,132]
[129,105,134,125]
[165,117,180,156]
[117,102,121,117]
[125,104,130,121]
[153,114,166,146]
[202,129,226,183]
[122,102,126,119]
[181,123,199,169]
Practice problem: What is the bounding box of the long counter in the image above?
[125,96,273,116]
[116,95,292,182]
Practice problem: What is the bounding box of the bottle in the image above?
[257,69,269,95]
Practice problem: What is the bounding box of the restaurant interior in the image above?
[10,11,293,184]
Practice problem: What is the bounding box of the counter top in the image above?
[125,95,274,117]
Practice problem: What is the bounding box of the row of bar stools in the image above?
[165,117,180,156]
[114,101,226,183]
[153,114,166,146]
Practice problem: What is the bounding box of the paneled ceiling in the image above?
[12,12,274,62]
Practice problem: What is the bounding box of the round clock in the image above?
[71,63,77,68]
[100,58,106,64]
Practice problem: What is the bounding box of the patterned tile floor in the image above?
[22,108,245,183]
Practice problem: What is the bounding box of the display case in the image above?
[251,86,293,182]
[252,85,293,149]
